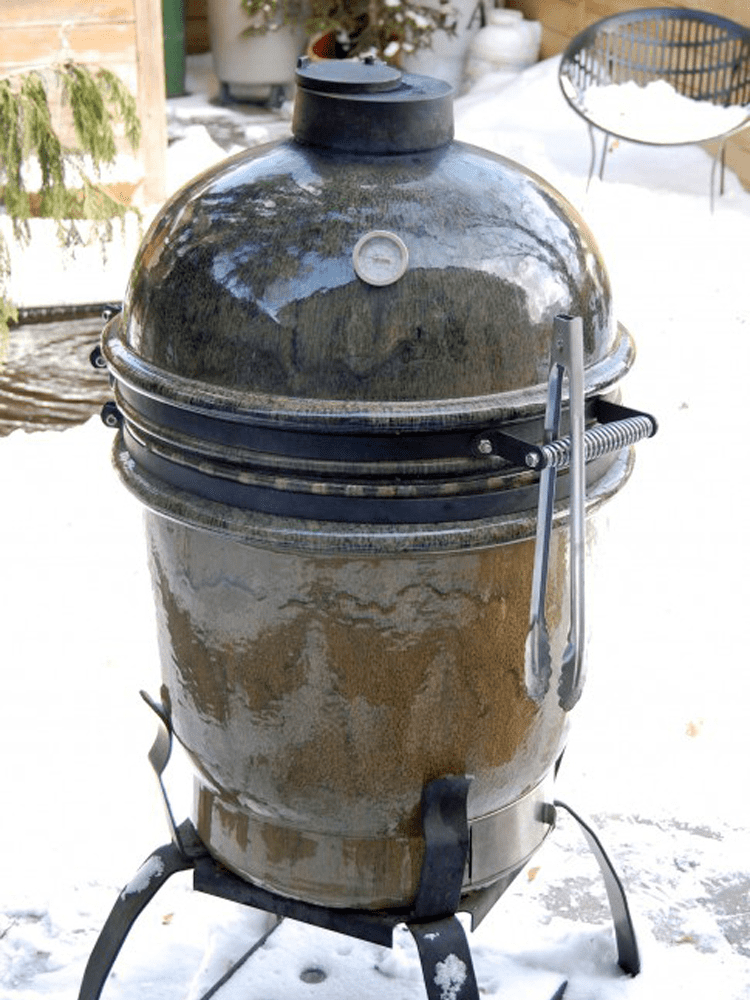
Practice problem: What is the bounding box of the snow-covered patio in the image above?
[1,53,749,1000]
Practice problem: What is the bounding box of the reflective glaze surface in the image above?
[148,511,570,907]
[123,139,615,403]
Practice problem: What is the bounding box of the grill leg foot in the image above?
[410,915,480,1000]
[554,800,641,976]
[77,824,203,1000]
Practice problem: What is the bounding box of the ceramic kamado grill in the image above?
[82,59,656,1000]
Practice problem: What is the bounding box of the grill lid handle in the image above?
[295,57,403,94]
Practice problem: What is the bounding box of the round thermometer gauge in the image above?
[352,231,409,286]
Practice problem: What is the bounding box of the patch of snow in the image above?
[579,79,749,144]
[434,953,468,1000]
[121,856,166,899]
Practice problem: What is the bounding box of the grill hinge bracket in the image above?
[472,397,657,470]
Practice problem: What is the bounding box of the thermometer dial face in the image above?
[352,231,409,286]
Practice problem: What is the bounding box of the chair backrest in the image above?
[560,7,750,108]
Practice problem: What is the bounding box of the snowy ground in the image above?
[1,54,749,1000]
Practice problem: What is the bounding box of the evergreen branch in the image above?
[92,67,142,154]
[0,63,143,341]
[60,63,116,165]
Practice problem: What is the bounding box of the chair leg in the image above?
[586,126,611,190]
[598,132,610,182]
[586,124,597,191]
[709,137,731,213]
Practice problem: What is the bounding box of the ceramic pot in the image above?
[465,9,541,85]
[401,0,484,91]
[207,0,306,101]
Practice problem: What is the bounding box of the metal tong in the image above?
[525,314,586,711]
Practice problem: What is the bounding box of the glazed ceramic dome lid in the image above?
[99,63,641,548]
[104,63,631,433]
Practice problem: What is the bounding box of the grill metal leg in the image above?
[410,916,480,1000]
[77,700,628,999]
[554,800,641,976]
[408,776,481,999]
[77,823,204,1000]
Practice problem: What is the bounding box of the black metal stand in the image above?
[78,777,481,1000]
[77,780,639,1000]
[554,800,641,977]
[78,694,638,999]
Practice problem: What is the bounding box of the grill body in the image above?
[105,63,636,909]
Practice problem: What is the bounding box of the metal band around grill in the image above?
[112,396,653,525]
[116,382,506,464]
[122,425,563,524]
[104,319,653,526]
[113,384,653,467]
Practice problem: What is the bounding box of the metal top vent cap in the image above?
[292,57,454,153]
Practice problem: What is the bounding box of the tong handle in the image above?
[525,316,586,710]
[524,353,563,701]
[555,315,586,711]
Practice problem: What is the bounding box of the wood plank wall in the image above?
[506,0,748,63]
[506,0,750,189]
[1,0,166,203]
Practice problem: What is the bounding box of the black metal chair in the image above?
[558,7,750,206]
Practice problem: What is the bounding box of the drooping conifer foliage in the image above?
[0,63,142,340]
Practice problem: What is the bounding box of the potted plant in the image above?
[0,63,142,344]
[240,0,459,66]
[207,0,308,104]
[400,0,484,91]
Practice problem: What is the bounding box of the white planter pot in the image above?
[207,0,306,101]
[465,9,541,86]
[401,0,485,93]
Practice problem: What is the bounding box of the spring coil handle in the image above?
[536,413,655,470]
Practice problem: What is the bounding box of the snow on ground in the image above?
[1,55,749,1000]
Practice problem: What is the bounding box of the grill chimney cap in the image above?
[293,59,454,153]
[295,57,403,94]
